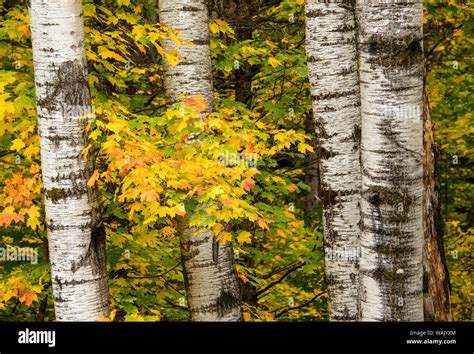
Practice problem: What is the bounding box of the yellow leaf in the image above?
[29,164,41,174]
[239,273,249,283]
[164,50,181,67]
[99,49,126,62]
[82,144,93,160]
[297,143,314,154]
[106,121,126,133]
[141,190,158,202]
[24,145,40,160]
[128,202,141,219]
[26,205,41,231]
[243,312,252,321]
[268,57,282,68]
[10,138,25,152]
[217,231,232,244]
[27,218,40,231]
[265,312,275,321]
[3,289,17,302]
[143,215,157,225]
[237,231,252,244]
[213,223,223,236]
[209,22,219,34]
[272,176,285,184]
[87,170,100,188]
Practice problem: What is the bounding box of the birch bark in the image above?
[356,0,424,321]
[28,0,110,321]
[305,0,362,321]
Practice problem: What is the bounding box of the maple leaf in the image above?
[213,223,223,236]
[23,145,40,160]
[87,170,100,188]
[209,22,219,34]
[26,205,41,230]
[241,178,255,192]
[10,138,25,152]
[217,231,232,244]
[140,190,159,202]
[164,50,181,67]
[237,231,252,244]
[268,57,282,68]
[20,291,38,307]
[239,273,249,283]
[180,132,189,143]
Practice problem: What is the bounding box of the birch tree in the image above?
[305,0,362,321]
[356,0,424,321]
[159,0,242,321]
[28,0,110,320]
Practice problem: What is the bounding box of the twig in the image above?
[256,261,305,298]
[274,291,326,319]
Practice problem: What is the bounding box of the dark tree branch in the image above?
[274,291,326,319]
[256,261,305,298]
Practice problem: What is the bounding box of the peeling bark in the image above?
[28,0,109,321]
[159,0,242,321]
[422,89,452,321]
[305,0,362,321]
[356,0,424,321]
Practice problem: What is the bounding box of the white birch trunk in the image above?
[159,0,242,321]
[356,0,424,321]
[28,0,110,321]
[305,0,362,321]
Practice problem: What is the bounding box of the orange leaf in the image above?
[242,178,255,192]
[87,170,100,188]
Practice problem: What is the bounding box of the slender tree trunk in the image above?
[228,0,254,106]
[28,0,110,321]
[305,0,362,321]
[422,89,452,321]
[304,113,321,215]
[145,0,158,24]
[159,0,242,321]
[209,0,259,106]
[356,0,424,321]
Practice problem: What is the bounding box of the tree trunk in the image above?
[356,0,424,321]
[304,113,321,215]
[145,0,158,24]
[422,89,453,321]
[305,0,362,321]
[227,0,255,106]
[28,0,110,321]
[159,0,242,321]
[209,0,258,107]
